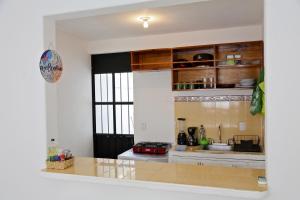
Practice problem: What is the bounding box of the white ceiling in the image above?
[56,0,263,41]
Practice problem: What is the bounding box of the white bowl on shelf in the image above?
[240,79,255,85]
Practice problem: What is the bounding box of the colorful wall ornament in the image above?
[39,49,63,83]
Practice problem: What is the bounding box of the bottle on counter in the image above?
[199,125,209,149]
[48,138,59,161]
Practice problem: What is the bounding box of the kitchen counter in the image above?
[42,157,267,199]
[169,146,265,161]
[118,148,168,162]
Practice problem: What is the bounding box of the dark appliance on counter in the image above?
[193,53,214,66]
[187,127,198,146]
[177,132,187,145]
[132,142,171,154]
[177,118,187,145]
[233,135,261,152]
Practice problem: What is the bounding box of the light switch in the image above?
[239,122,246,131]
[141,122,147,131]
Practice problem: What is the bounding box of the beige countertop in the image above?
[43,157,267,193]
[183,146,265,155]
[169,146,265,161]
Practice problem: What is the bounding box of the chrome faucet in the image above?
[218,124,222,143]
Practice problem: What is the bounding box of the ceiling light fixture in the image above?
[138,16,153,29]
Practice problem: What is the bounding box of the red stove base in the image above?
[132,142,171,154]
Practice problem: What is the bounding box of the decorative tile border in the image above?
[174,95,252,102]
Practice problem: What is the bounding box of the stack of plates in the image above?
[236,79,256,88]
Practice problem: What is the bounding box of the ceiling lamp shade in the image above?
[138,16,153,29]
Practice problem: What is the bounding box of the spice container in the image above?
[226,54,235,65]
[203,78,207,88]
[209,77,214,88]
[234,54,242,65]
[189,82,194,89]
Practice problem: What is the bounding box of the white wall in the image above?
[133,71,175,143]
[264,0,300,198]
[88,25,263,54]
[44,18,60,145]
[0,1,300,200]
[55,30,92,156]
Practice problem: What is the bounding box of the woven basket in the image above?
[46,158,74,170]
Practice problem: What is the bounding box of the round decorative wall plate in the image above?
[39,49,63,83]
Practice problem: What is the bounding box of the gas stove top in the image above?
[132,142,171,154]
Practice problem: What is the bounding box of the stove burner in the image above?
[133,142,171,154]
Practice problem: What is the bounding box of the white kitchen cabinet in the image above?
[168,151,265,169]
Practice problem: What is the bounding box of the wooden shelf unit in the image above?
[130,41,263,91]
[172,41,263,91]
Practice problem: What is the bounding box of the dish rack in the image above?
[233,135,261,152]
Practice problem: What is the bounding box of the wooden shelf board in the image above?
[172,88,254,92]
[131,48,172,53]
[173,88,215,91]
[132,68,171,72]
[172,66,215,71]
[173,60,215,64]
[173,83,216,85]
[131,62,171,66]
[173,45,215,51]
[132,62,261,67]
[215,58,263,61]
[216,64,261,69]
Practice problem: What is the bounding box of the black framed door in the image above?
[91,53,134,159]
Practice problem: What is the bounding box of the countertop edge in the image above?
[168,150,265,161]
[40,171,268,199]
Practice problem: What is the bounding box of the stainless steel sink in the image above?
[207,124,233,151]
[208,143,233,151]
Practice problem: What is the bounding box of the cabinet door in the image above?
[246,160,265,169]
[169,155,265,169]
[168,156,200,165]
[201,159,265,168]
[169,156,224,166]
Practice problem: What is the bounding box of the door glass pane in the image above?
[94,72,134,135]
[129,105,134,135]
[95,74,101,102]
[128,73,133,102]
[121,73,128,102]
[101,74,108,102]
[95,105,102,133]
[108,105,114,134]
[107,74,113,102]
[116,105,122,134]
[115,73,121,102]
[122,105,129,134]
[102,105,108,133]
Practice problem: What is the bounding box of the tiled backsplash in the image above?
[175,96,264,146]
